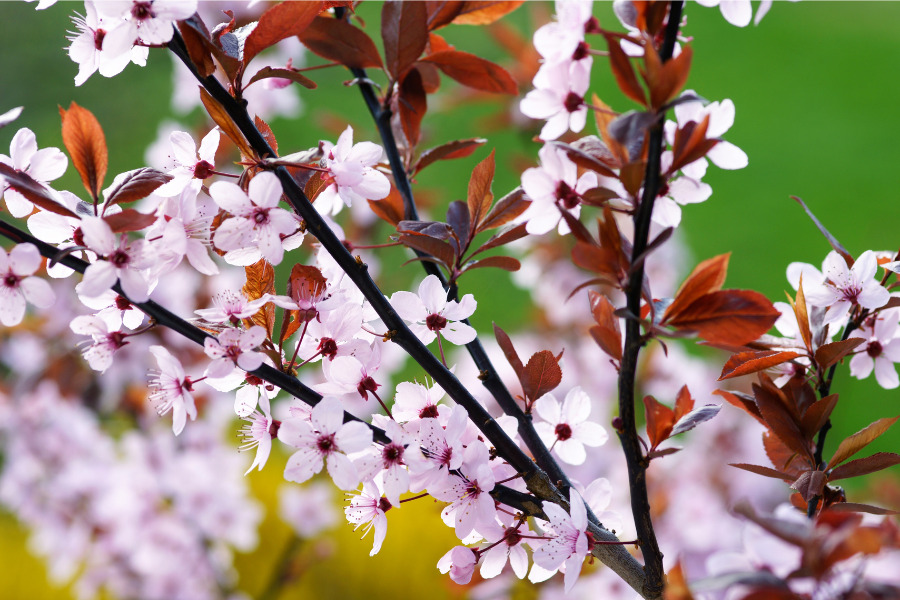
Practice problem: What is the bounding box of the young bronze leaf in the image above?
[399,68,428,148]
[800,394,839,441]
[472,222,528,256]
[176,20,216,77]
[714,389,766,426]
[254,115,278,155]
[421,50,518,95]
[828,416,900,468]
[298,16,384,69]
[463,255,520,273]
[494,323,524,382]
[451,1,525,25]
[243,1,324,66]
[643,395,675,449]
[588,291,621,361]
[382,1,428,79]
[478,188,528,233]
[592,94,628,165]
[242,259,276,337]
[604,34,646,107]
[368,188,405,227]
[104,168,172,207]
[246,66,317,90]
[753,381,814,463]
[673,385,694,421]
[666,289,780,346]
[522,350,562,403]
[825,503,898,516]
[719,350,802,381]
[650,45,692,109]
[814,338,865,370]
[789,277,813,353]
[60,102,108,202]
[397,233,455,267]
[103,209,157,233]
[199,88,256,159]
[467,149,495,227]
[551,140,618,179]
[828,452,900,481]
[729,463,794,482]
[665,253,730,321]
[0,163,77,218]
[413,138,486,176]
[790,469,826,502]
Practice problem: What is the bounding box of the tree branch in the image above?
[616,3,683,598]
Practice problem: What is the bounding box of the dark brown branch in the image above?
[616,3,683,598]
[331,6,575,498]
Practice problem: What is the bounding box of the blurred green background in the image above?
[1,1,899,598]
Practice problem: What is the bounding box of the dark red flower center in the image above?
[572,41,590,61]
[110,249,130,267]
[318,337,338,360]
[555,423,573,441]
[564,92,584,113]
[867,340,883,358]
[193,160,215,180]
[317,433,336,453]
[383,443,404,465]
[503,527,522,547]
[426,313,448,332]
[253,208,270,225]
[93,29,106,51]
[556,181,581,210]
[115,295,132,311]
[268,420,281,438]
[131,1,155,21]
[4,274,20,288]
[358,376,379,399]
[419,404,439,419]
[378,497,393,513]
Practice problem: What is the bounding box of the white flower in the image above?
[520,58,592,141]
[148,345,197,435]
[521,143,598,235]
[278,396,373,490]
[345,479,391,556]
[849,311,900,389]
[210,171,301,265]
[66,1,148,86]
[153,128,220,197]
[77,215,154,302]
[805,250,890,325]
[317,126,390,215]
[203,326,267,379]
[70,313,129,373]
[532,488,589,592]
[389,275,477,346]
[0,243,55,326]
[195,290,271,325]
[0,127,68,218]
[534,387,608,465]
[239,395,276,474]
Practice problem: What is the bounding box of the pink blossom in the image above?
[316,342,384,407]
[408,405,467,492]
[66,1,148,86]
[430,441,497,539]
[532,1,597,65]
[147,345,197,435]
[519,58,592,141]
[666,95,749,171]
[148,190,219,276]
[238,395,277,474]
[153,128,220,198]
[478,515,532,579]
[521,143,598,235]
[195,290,271,326]
[278,396,373,490]
[437,545,478,585]
[355,420,413,505]
[317,126,391,215]
[0,127,68,218]
[70,313,129,373]
[389,275,477,346]
[805,250,890,324]
[203,325,267,379]
[849,311,900,389]
[534,387,608,465]
[392,380,447,424]
[532,488,589,592]
[77,215,154,303]
[0,243,55,326]
[345,480,391,556]
[96,0,197,48]
[210,171,301,265]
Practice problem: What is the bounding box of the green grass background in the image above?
[1,2,899,598]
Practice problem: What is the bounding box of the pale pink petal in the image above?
[0,288,26,326]
[874,358,899,390]
[19,277,55,308]
[284,447,323,483]
[9,243,41,275]
[249,171,284,208]
[719,0,752,27]
[326,452,360,490]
